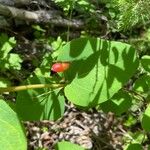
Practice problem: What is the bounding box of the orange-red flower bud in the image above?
[51,62,70,72]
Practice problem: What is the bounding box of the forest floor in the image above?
[25,103,125,150]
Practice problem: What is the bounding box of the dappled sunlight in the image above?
[57,37,139,107]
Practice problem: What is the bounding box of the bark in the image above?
[0,3,85,29]
[0,0,48,7]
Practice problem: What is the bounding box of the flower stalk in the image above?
[0,83,65,93]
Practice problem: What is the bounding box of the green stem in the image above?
[67,1,74,42]
[0,83,65,93]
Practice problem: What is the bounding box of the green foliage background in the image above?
[0,0,150,149]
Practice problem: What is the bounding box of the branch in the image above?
[0,3,85,29]
[0,83,65,93]
[0,0,48,7]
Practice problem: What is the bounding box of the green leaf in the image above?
[57,37,139,107]
[0,99,27,150]
[9,37,16,45]
[141,104,150,132]
[141,55,150,72]
[40,52,53,67]
[8,53,23,70]
[51,36,64,51]
[100,90,132,115]
[32,25,46,32]
[0,77,11,87]
[124,115,137,127]
[55,141,85,150]
[34,52,53,78]
[148,145,150,150]
[0,34,16,59]
[34,67,51,78]
[133,74,150,95]
[16,76,65,121]
[132,131,145,144]
[124,143,142,150]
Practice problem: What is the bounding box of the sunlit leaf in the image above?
[142,104,150,132]
[0,100,27,150]
[100,90,132,115]
[0,77,11,87]
[124,143,142,150]
[57,37,139,107]
[133,74,150,99]
[141,55,150,72]
[55,141,85,150]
